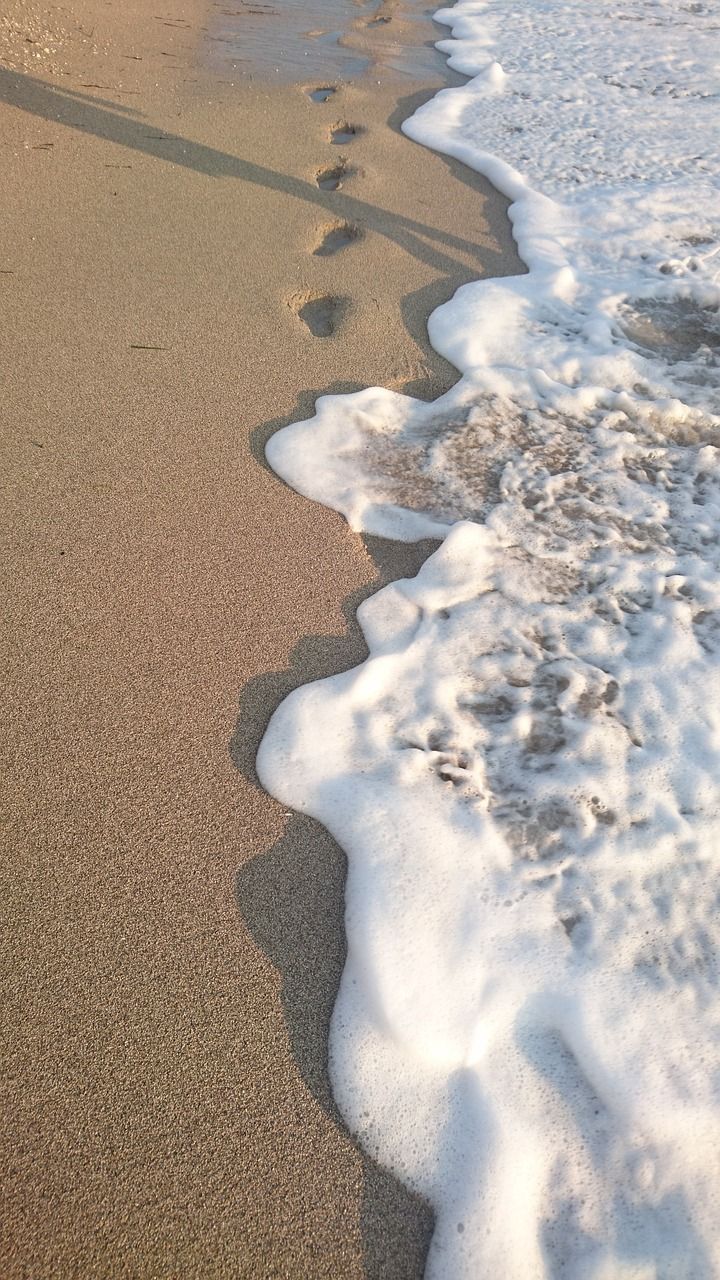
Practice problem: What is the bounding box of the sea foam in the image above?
[258,0,720,1273]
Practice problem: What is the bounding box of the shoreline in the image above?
[256,0,720,1271]
[0,0,521,1274]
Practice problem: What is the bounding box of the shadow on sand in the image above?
[232,393,441,1277]
[0,66,517,288]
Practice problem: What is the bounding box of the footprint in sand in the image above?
[313,222,361,256]
[329,122,362,145]
[306,85,337,102]
[289,293,348,338]
[316,160,348,190]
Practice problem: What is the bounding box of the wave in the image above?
[258,0,720,1273]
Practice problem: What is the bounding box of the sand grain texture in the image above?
[0,0,521,1274]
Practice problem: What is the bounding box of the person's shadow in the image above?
[0,66,515,287]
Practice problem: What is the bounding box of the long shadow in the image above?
[0,66,515,283]
[388,83,527,276]
[232,505,439,1278]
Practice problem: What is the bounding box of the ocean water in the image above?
[258,0,720,1274]
[202,0,370,80]
[201,0,447,83]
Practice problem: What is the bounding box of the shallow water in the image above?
[200,0,366,79]
[201,0,447,83]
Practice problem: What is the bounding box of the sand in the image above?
[0,0,521,1275]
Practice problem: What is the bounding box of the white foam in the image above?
[259,0,720,1272]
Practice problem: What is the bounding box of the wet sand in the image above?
[0,0,521,1275]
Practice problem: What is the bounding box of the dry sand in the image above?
[0,0,521,1275]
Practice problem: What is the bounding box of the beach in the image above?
[0,0,521,1275]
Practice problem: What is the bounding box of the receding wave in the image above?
[258,0,720,1273]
